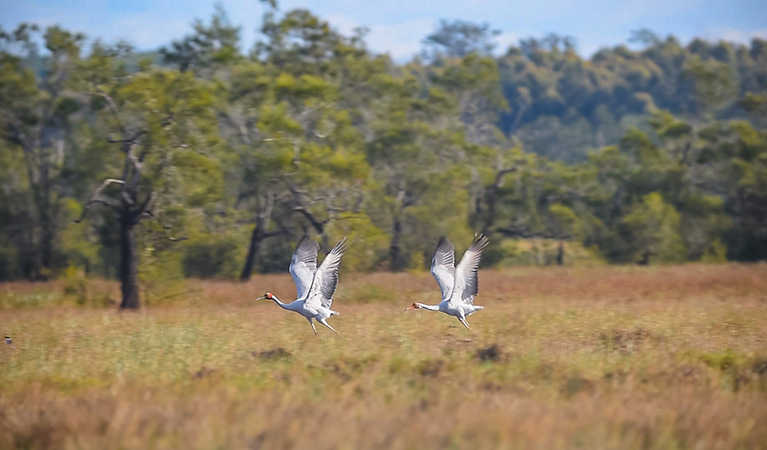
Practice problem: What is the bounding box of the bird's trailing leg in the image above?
[306,317,317,335]
[458,317,471,330]
[318,318,338,334]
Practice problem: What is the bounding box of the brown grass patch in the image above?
[1,264,766,449]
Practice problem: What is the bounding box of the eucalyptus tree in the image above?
[364,68,474,270]
[0,24,85,279]
[219,9,373,278]
[429,53,508,146]
[77,44,219,308]
[422,20,500,60]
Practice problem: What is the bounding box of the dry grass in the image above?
[1,264,766,449]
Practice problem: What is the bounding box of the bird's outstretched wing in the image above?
[305,237,351,309]
[289,237,319,299]
[430,237,456,301]
[449,234,490,305]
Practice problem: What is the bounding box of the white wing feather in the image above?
[430,238,456,301]
[305,237,351,309]
[449,234,490,305]
[289,237,319,299]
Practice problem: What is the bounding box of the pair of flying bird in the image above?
[256,234,490,333]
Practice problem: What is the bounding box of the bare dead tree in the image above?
[74,90,178,309]
[239,189,287,281]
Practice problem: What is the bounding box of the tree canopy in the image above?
[1,8,765,306]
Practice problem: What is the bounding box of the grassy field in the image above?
[1,264,766,449]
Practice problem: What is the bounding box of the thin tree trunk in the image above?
[389,216,405,271]
[25,155,54,280]
[119,218,140,309]
[240,220,265,282]
[240,192,276,282]
[40,160,53,275]
[556,241,564,266]
[39,185,53,278]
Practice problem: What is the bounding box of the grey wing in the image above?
[450,234,490,305]
[305,237,351,309]
[430,237,456,301]
[289,237,319,299]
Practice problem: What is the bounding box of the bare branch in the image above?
[262,230,284,238]
[494,167,518,189]
[95,89,127,139]
[73,178,123,223]
[90,178,124,200]
[132,191,156,222]
[293,205,329,233]
[108,129,146,146]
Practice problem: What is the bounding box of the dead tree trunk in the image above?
[388,182,415,272]
[75,91,159,310]
[240,223,264,282]
[240,193,279,281]
[119,217,140,309]
[556,241,565,266]
[389,216,406,271]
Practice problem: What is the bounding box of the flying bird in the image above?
[256,237,350,334]
[406,234,490,330]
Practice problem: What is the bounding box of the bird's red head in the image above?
[405,302,419,310]
[264,292,273,299]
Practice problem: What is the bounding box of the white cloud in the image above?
[367,19,433,61]
[494,31,520,54]
[701,27,767,44]
[325,14,362,36]
[322,14,433,61]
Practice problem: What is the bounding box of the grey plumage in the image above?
[305,237,351,309]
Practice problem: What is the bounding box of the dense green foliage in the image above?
[1,7,766,283]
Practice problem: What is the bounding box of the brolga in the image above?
[256,237,350,335]
[405,234,490,330]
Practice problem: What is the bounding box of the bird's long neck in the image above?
[416,302,440,311]
[270,295,289,310]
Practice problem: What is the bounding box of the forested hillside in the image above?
[1,5,765,307]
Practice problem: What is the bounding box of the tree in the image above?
[0,24,85,279]
[430,53,508,145]
[614,192,685,264]
[77,48,219,308]
[683,54,738,116]
[422,20,500,59]
[160,3,241,74]
[225,9,372,279]
[365,71,471,270]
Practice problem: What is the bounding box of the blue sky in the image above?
[1,0,766,60]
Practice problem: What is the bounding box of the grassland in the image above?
[1,264,766,449]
